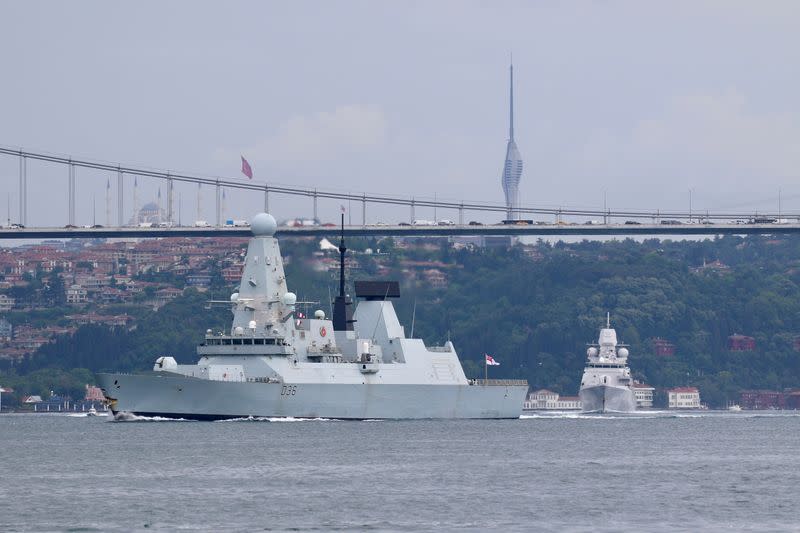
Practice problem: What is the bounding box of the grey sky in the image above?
[1,1,799,226]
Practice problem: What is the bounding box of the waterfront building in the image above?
[633,382,655,408]
[739,390,785,410]
[84,385,105,402]
[500,62,523,220]
[523,389,582,410]
[667,387,701,409]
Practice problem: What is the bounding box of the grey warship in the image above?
[579,316,636,413]
[97,212,527,420]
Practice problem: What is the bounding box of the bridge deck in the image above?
[1,223,799,240]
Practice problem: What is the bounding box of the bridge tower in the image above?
[501,61,523,220]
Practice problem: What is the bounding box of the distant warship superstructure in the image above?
[98,213,527,420]
[579,317,636,412]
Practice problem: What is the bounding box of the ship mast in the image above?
[339,212,346,300]
[332,211,354,331]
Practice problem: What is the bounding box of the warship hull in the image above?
[98,373,528,420]
[579,384,636,413]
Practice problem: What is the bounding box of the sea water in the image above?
[0,411,798,532]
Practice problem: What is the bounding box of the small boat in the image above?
[727,404,742,412]
[86,406,100,417]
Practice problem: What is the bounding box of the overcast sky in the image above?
[1,1,799,227]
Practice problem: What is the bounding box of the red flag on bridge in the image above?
[241,156,253,179]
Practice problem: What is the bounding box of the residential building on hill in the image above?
[652,337,675,357]
[728,334,756,351]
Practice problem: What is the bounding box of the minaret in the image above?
[106,178,111,226]
[196,182,202,222]
[221,188,227,222]
[133,176,139,225]
[501,61,524,220]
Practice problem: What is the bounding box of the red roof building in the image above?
[728,334,756,352]
[739,390,786,410]
[652,337,675,357]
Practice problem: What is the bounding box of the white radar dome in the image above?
[251,213,277,236]
[282,292,297,306]
[314,310,325,319]
[234,326,245,336]
[230,292,239,302]
[587,347,598,357]
[618,348,629,358]
[248,320,257,330]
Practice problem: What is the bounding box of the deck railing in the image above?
[470,379,528,386]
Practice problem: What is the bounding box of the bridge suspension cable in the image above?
[1,146,796,224]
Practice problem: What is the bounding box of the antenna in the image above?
[369,284,391,343]
[510,62,514,141]
[338,211,346,299]
[606,312,610,328]
[410,298,417,338]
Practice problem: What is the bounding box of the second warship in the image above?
[579,316,636,412]
[98,212,528,419]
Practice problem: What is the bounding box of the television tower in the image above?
[501,61,523,220]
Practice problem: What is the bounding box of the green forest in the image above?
[3,233,800,408]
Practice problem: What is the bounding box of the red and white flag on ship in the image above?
[241,156,253,179]
[485,354,500,366]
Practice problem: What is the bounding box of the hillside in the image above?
[4,233,800,407]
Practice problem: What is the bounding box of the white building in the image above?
[668,387,701,409]
[0,294,15,312]
[66,284,88,304]
[524,389,582,410]
[633,382,655,409]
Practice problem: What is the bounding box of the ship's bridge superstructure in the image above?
[585,324,630,369]
[149,213,476,386]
